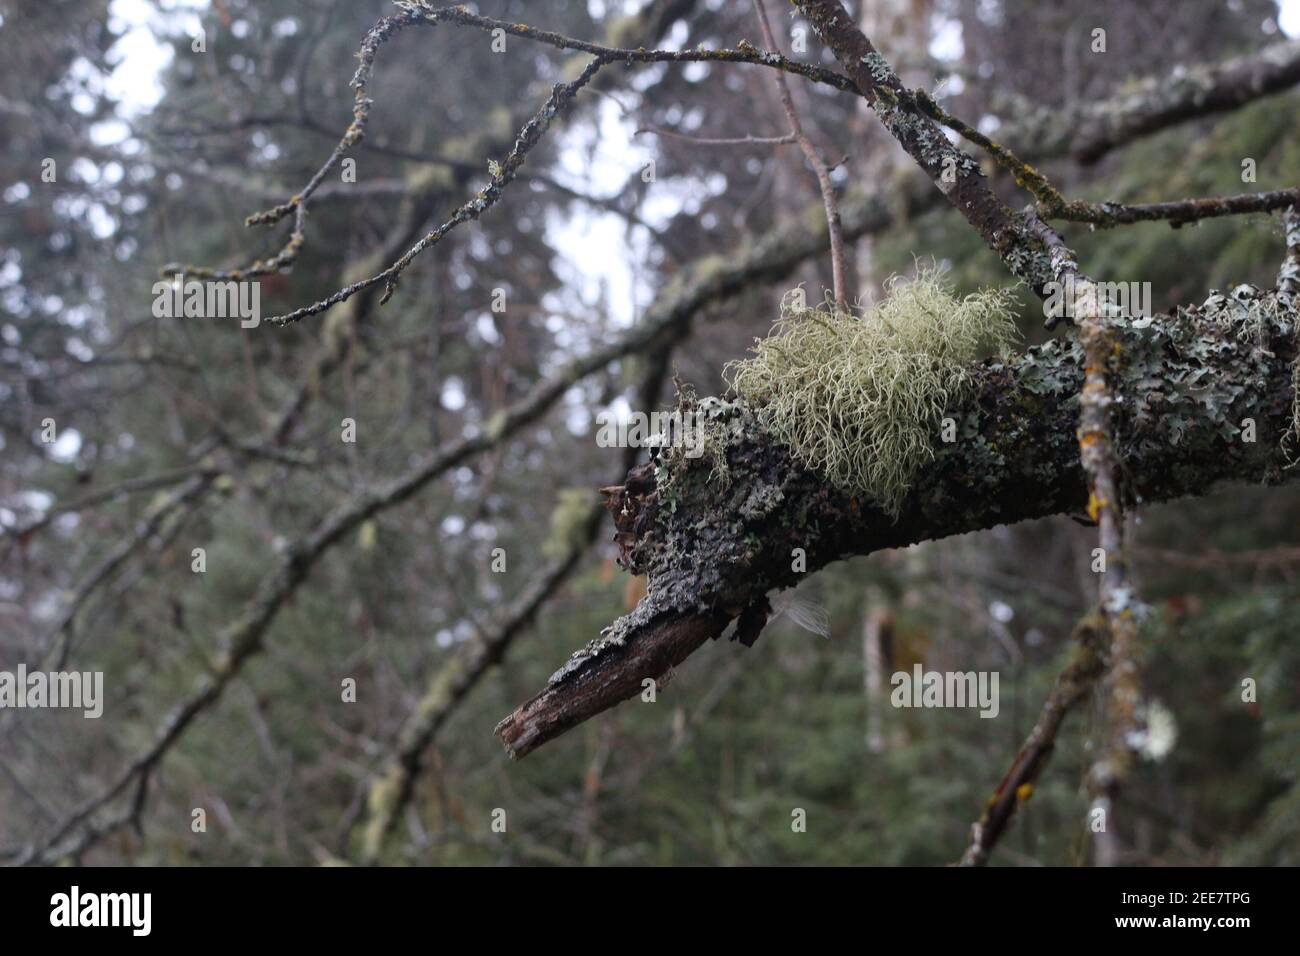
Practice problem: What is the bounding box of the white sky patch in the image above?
[474,313,502,345]
[12,490,55,516]
[565,402,592,435]
[547,96,658,328]
[928,15,964,61]
[1281,0,1300,35]
[105,0,208,118]
[48,429,83,464]
[440,377,467,412]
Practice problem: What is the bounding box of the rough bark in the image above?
[496,285,1298,758]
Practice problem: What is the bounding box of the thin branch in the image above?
[350,344,677,864]
[635,126,796,147]
[18,182,836,861]
[752,0,847,310]
[44,472,218,670]
[1024,210,1144,868]
[262,56,609,325]
[918,88,1300,231]
[0,463,218,543]
[173,2,856,299]
[1047,187,1300,230]
[959,614,1107,866]
[353,507,604,863]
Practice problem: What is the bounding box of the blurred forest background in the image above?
[1,0,1299,866]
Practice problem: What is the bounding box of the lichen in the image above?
[724,269,1021,516]
[548,288,1297,688]
[542,488,594,559]
[1199,283,1300,462]
[653,384,743,497]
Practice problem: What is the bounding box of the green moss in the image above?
[725,268,1020,516]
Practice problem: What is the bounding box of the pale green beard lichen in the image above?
[725,270,1021,517]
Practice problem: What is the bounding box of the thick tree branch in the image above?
[496,286,1299,758]
[1046,187,1300,230]
[1019,39,1300,164]
[790,0,1050,289]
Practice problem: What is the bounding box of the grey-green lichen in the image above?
[1192,282,1300,462]
[653,385,742,498]
[724,272,1020,517]
[859,51,893,87]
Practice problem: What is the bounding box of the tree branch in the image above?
[958,614,1107,867]
[496,286,1299,758]
[752,0,848,311]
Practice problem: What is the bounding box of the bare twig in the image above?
[635,126,796,147]
[789,1,1050,290]
[45,472,219,670]
[959,615,1107,866]
[918,88,1300,232]
[1024,210,1145,867]
[752,0,848,311]
[262,56,609,325]
[1,463,218,544]
[174,2,858,306]
[1047,187,1300,230]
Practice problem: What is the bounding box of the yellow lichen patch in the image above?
[1015,783,1035,802]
